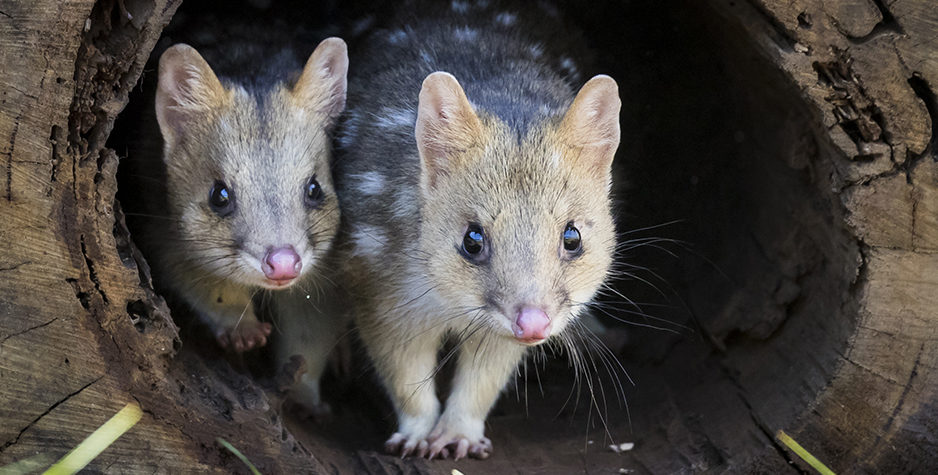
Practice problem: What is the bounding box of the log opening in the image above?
[0,0,924,471]
[111,0,862,471]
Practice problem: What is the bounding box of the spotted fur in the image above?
[336,0,620,460]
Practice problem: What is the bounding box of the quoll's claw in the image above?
[472,437,493,459]
[401,442,416,458]
[385,432,425,458]
[426,433,491,460]
[426,443,449,460]
[384,432,406,454]
[415,440,429,458]
[453,439,470,460]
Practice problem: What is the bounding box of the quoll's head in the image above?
[154,38,348,290]
[415,72,620,346]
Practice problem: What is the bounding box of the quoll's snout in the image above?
[263,246,302,285]
[513,306,552,344]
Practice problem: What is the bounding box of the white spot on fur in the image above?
[351,172,386,196]
[453,26,478,41]
[539,104,552,115]
[420,50,433,65]
[387,29,407,44]
[351,225,386,258]
[451,0,469,13]
[528,44,544,59]
[337,111,360,150]
[350,16,375,36]
[374,107,416,129]
[495,12,517,26]
[560,57,578,78]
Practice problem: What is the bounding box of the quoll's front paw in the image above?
[426,424,492,460]
[385,412,439,458]
[216,321,272,352]
[385,431,432,458]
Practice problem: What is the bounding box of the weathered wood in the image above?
[710,0,938,471]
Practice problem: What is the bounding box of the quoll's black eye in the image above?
[209,180,234,216]
[305,176,324,208]
[461,223,487,261]
[563,222,582,254]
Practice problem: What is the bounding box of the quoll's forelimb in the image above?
[427,338,527,460]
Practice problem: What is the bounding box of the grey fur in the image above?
[335,0,620,459]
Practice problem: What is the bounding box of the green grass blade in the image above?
[216,438,261,475]
[43,402,143,475]
[776,430,837,475]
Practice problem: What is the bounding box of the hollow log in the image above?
[0,0,935,473]
[713,0,938,470]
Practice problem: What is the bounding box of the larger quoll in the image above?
[336,0,621,460]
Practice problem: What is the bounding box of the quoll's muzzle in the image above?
[513,307,552,344]
[263,245,302,285]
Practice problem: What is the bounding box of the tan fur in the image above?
[350,73,621,457]
[291,38,348,120]
[155,45,232,143]
[416,72,484,191]
[557,75,621,179]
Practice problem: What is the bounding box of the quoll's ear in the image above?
[155,44,227,145]
[293,37,348,120]
[559,75,621,174]
[415,72,484,190]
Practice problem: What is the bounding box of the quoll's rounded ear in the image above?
[294,37,349,120]
[559,74,621,173]
[155,44,227,145]
[415,71,484,191]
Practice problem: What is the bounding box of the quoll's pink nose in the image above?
[263,246,302,284]
[513,307,552,343]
